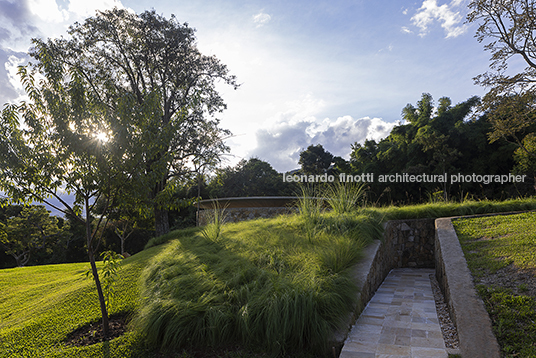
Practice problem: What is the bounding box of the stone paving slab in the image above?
[340,268,448,358]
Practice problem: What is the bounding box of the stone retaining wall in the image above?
[333,218,436,352]
[435,217,501,358]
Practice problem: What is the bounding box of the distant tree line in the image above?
[197,93,534,207]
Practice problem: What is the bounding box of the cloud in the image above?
[253,12,271,27]
[0,0,127,106]
[401,26,413,34]
[248,111,395,173]
[410,0,468,38]
[0,1,40,51]
[67,0,124,18]
[27,0,67,23]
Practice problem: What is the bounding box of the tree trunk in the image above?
[154,206,170,237]
[85,197,109,338]
[13,250,30,267]
[89,250,110,338]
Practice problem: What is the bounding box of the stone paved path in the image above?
[340,268,448,358]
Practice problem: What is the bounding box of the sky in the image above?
[0,0,497,173]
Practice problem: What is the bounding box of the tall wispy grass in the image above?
[323,181,366,214]
[132,212,383,356]
[201,199,229,242]
[296,185,324,242]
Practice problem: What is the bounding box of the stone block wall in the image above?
[384,218,436,269]
[360,218,436,303]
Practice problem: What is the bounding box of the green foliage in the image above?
[323,181,366,215]
[100,251,124,312]
[208,158,297,198]
[478,286,536,357]
[299,144,334,176]
[349,94,519,204]
[468,0,536,178]
[454,211,536,356]
[0,205,63,267]
[296,186,324,242]
[0,246,162,358]
[454,212,536,274]
[144,227,201,250]
[32,8,238,236]
[366,196,536,221]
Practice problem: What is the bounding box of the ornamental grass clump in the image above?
[296,185,324,242]
[201,200,229,242]
[323,181,366,215]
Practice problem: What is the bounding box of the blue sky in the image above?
[0,0,496,172]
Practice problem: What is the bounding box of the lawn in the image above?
[453,212,536,357]
[0,245,167,358]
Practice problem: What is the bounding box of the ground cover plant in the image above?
[369,196,536,221]
[453,212,536,357]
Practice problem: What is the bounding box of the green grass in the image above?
[453,212,536,357]
[0,246,164,358]
[133,212,382,357]
[453,212,536,276]
[369,196,536,221]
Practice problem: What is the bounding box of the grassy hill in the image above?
[2,197,536,358]
[0,243,162,358]
[0,211,383,358]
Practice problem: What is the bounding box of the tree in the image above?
[298,144,334,175]
[208,158,297,197]
[0,41,137,338]
[0,206,61,267]
[349,94,517,203]
[468,0,536,164]
[32,8,237,237]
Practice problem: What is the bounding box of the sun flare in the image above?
[94,131,109,143]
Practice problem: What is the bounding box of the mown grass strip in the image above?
[453,212,536,357]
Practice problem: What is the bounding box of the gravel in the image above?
[430,273,460,350]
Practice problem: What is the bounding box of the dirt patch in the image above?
[64,313,130,347]
[476,264,536,297]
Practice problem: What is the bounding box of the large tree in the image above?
[467,0,536,161]
[33,8,237,237]
[208,158,297,197]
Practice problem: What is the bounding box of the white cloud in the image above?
[401,26,413,34]
[67,0,124,18]
[253,12,271,27]
[27,0,66,23]
[411,0,468,38]
[248,109,395,172]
